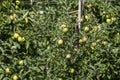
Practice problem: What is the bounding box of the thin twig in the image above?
[68,10,78,14]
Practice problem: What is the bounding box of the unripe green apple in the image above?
[102,41,108,45]
[106,19,111,23]
[111,17,117,22]
[5,68,10,74]
[84,26,89,32]
[85,15,90,20]
[18,37,25,43]
[82,36,88,42]
[13,33,19,39]
[69,68,75,74]
[58,78,63,80]
[62,27,68,33]
[18,60,23,66]
[106,15,110,19]
[66,53,71,59]
[15,5,19,9]
[13,75,18,80]
[57,39,63,45]
[91,42,97,47]
[16,0,20,5]
[25,17,28,24]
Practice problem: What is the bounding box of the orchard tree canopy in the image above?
[0,0,120,80]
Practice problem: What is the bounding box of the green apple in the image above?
[13,75,18,80]
[106,19,111,23]
[58,78,63,80]
[106,15,110,19]
[13,33,19,39]
[111,17,117,22]
[25,17,28,24]
[18,37,25,43]
[66,53,71,59]
[57,39,63,45]
[62,27,68,33]
[91,42,97,47]
[82,36,88,42]
[84,26,89,32]
[69,68,75,74]
[5,68,10,74]
[18,60,23,66]
[85,15,90,20]
[16,0,20,5]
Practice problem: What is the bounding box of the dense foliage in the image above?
[0,0,120,80]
